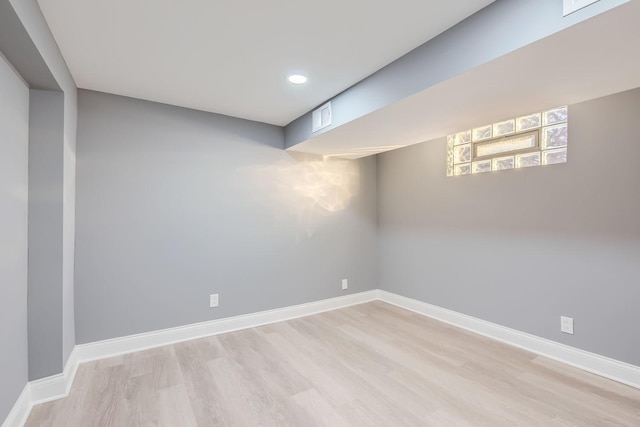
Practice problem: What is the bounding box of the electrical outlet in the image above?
[209,293,219,308]
[341,279,348,290]
[561,316,574,334]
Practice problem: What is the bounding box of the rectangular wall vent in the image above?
[563,0,600,16]
[312,102,332,133]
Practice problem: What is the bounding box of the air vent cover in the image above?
[312,102,332,132]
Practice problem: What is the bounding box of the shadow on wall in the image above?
[242,153,361,240]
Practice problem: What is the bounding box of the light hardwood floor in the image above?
[26,301,640,426]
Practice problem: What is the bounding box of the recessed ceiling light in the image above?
[288,74,308,85]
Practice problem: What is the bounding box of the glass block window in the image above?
[447,106,568,177]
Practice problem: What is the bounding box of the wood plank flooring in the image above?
[26,301,640,426]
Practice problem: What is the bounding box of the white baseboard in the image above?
[1,354,79,426]
[1,385,31,427]
[29,348,79,405]
[74,290,379,364]
[7,288,640,426]
[377,290,640,390]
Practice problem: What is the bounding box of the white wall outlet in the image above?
[341,279,348,290]
[209,293,219,308]
[561,316,574,334]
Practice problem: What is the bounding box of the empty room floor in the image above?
[26,302,640,426]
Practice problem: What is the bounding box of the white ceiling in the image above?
[37,0,494,126]
[289,1,640,159]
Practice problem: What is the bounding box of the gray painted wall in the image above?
[0,52,30,423]
[0,0,59,90]
[377,88,640,366]
[285,0,629,148]
[28,90,66,380]
[10,0,78,368]
[74,90,378,343]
